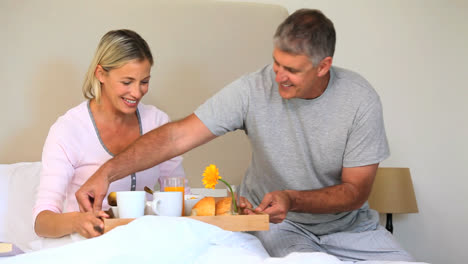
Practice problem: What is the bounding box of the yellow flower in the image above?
[202,164,238,214]
[202,164,222,189]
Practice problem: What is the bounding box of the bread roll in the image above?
[190,196,215,216]
[215,197,232,216]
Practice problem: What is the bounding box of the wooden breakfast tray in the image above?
[103,214,269,233]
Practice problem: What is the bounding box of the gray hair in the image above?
[274,9,336,66]
[82,29,153,103]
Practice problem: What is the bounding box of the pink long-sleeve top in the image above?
[33,101,186,222]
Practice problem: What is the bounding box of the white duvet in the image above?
[0,216,429,264]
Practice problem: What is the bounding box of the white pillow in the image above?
[0,162,41,251]
[0,164,13,240]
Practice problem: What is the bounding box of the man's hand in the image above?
[238,191,292,223]
[238,196,255,215]
[76,168,110,213]
[256,190,292,223]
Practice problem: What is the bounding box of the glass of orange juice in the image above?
[162,177,185,216]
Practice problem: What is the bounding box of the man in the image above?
[76,9,413,261]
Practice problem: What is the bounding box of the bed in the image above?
[0,163,431,263]
[1,1,430,263]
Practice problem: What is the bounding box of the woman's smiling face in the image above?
[97,59,151,116]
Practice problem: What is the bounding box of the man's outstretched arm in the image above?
[254,164,379,223]
[76,114,216,212]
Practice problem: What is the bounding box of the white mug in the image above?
[151,191,183,217]
[116,191,146,218]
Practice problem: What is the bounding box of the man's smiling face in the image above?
[272,48,322,100]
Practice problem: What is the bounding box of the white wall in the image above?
[0,0,288,188]
[222,0,467,263]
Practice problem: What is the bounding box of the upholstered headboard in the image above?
[1,0,288,187]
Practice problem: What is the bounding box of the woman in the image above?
[33,29,186,238]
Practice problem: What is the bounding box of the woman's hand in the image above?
[72,211,109,238]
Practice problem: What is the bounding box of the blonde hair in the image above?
[82,29,153,103]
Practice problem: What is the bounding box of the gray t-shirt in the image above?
[195,64,389,235]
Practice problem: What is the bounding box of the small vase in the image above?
[228,185,239,215]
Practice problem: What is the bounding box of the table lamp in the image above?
[368,167,418,234]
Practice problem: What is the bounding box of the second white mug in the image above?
[151,192,183,217]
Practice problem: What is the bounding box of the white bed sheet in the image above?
[0,216,429,264]
[0,162,430,263]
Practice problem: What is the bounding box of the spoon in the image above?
[144,186,154,195]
